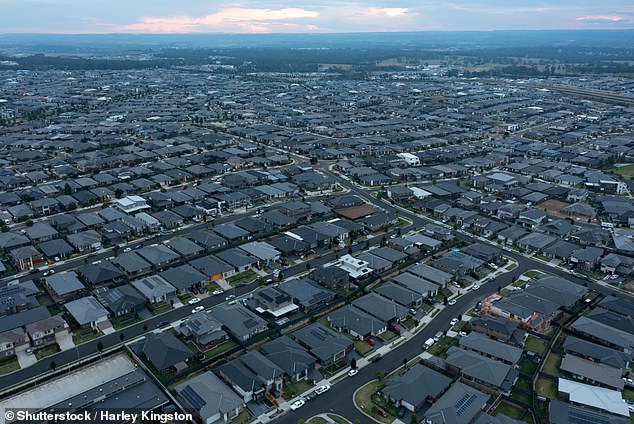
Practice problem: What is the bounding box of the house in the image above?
[292,322,353,365]
[215,248,258,273]
[445,346,519,393]
[77,261,125,286]
[238,241,280,264]
[24,222,58,243]
[133,332,194,375]
[327,305,387,338]
[383,364,451,412]
[374,282,423,308]
[175,371,244,424]
[560,354,624,390]
[114,195,150,214]
[248,286,299,318]
[338,254,373,280]
[160,264,207,293]
[310,266,351,289]
[549,399,630,424]
[470,316,527,348]
[211,304,268,342]
[557,378,629,417]
[130,275,177,304]
[37,238,75,260]
[190,255,234,281]
[0,280,39,316]
[136,244,180,269]
[213,224,251,242]
[164,237,204,258]
[26,315,67,349]
[95,284,146,317]
[45,271,85,301]
[563,335,631,370]
[424,382,489,424]
[409,263,453,287]
[462,243,502,263]
[569,316,634,353]
[111,252,152,276]
[178,311,228,352]
[352,292,409,324]
[570,246,604,271]
[0,328,29,357]
[64,296,109,329]
[432,251,485,278]
[217,351,284,403]
[66,229,102,252]
[459,332,523,365]
[261,336,319,383]
[278,279,335,311]
[10,246,43,271]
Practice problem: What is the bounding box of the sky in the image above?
[1,0,633,33]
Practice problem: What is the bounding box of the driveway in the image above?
[16,349,37,369]
[56,332,75,351]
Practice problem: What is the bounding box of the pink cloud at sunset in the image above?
[119,8,319,33]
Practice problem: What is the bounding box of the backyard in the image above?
[535,376,558,400]
[493,401,525,420]
[524,335,548,356]
[542,352,562,376]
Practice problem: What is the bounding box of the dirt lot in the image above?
[536,199,597,223]
[536,199,569,218]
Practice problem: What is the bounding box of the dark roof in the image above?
[133,332,194,371]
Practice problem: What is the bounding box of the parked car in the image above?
[188,297,201,305]
[448,299,456,306]
[25,348,33,356]
[212,289,224,295]
[191,306,205,314]
[434,331,443,342]
[364,336,376,346]
[315,384,330,395]
[305,392,317,401]
[348,369,358,377]
[225,294,235,301]
[472,284,481,291]
[450,318,459,326]
[290,399,305,410]
[377,407,388,418]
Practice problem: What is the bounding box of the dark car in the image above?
[305,392,317,401]
[371,354,382,362]
[397,407,406,418]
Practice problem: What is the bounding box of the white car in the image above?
[212,289,224,295]
[450,318,459,326]
[123,247,132,252]
[188,297,201,305]
[472,284,481,291]
[225,294,235,301]
[315,384,331,395]
[348,369,358,377]
[191,306,205,314]
[459,331,468,337]
[290,399,305,410]
[448,299,457,306]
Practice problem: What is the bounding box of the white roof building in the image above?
[558,378,629,417]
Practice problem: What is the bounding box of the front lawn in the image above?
[307,418,328,424]
[227,269,257,286]
[401,317,418,330]
[327,415,352,424]
[72,327,100,345]
[354,340,374,356]
[231,409,254,424]
[283,380,314,400]
[524,335,548,356]
[353,380,393,424]
[427,336,458,359]
[111,312,142,330]
[378,330,398,342]
[34,343,60,360]
[0,355,20,375]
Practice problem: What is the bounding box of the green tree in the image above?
[64,183,72,196]
[410,414,419,424]
[305,262,312,271]
[97,341,103,352]
[24,219,34,227]
[376,370,385,382]
[350,358,357,369]
[50,361,56,371]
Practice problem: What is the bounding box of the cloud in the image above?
[119,7,319,33]
[576,14,633,23]
[366,7,409,18]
